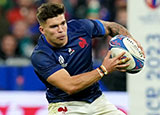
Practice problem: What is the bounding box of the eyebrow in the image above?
[49,20,66,28]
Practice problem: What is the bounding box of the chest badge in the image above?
[68,48,75,55]
[58,55,68,67]
[79,37,88,48]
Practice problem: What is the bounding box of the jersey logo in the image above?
[68,48,75,55]
[79,37,88,48]
[58,55,68,67]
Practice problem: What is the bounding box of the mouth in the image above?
[57,35,66,40]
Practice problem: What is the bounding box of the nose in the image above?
[58,25,63,33]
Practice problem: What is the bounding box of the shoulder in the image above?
[67,19,94,29]
[31,39,55,67]
[33,35,54,56]
[67,19,98,35]
[31,48,52,66]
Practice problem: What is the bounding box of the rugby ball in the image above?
[109,35,145,73]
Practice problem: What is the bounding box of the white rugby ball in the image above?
[109,35,145,73]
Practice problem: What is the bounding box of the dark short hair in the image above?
[36,3,65,24]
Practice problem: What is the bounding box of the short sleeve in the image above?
[79,19,106,37]
[31,51,62,80]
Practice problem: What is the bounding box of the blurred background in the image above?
[0,0,128,114]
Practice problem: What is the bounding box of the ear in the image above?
[39,26,45,34]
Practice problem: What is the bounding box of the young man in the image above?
[31,3,144,115]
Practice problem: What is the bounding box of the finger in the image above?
[142,50,145,58]
[116,63,130,68]
[118,58,130,64]
[137,41,145,58]
[139,47,145,58]
[115,60,120,65]
[114,52,126,60]
[105,50,112,59]
[116,68,127,72]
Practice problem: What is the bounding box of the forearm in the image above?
[47,68,102,95]
[70,69,102,94]
[100,20,145,56]
[100,20,133,39]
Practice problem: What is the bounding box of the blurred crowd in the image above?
[0,0,127,91]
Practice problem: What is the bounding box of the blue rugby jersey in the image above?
[31,19,106,103]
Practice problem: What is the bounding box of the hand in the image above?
[131,38,145,58]
[136,41,145,58]
[102,51,130,73]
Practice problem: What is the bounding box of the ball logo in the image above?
[145,0,160,9]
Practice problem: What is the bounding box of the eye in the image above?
[50,25,58,28]
[61,21,66,25]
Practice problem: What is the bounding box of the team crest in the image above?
[79,37,88,48]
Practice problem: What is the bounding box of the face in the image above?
[39,14,68,48]
[1,35,17,56]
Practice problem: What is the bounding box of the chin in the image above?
[57,41,67,48]
[61,38,68,46]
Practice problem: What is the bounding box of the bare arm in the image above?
[47,68,101,95]
[47,51,129,95]
[99,20,145,57]
[99,20,133,39]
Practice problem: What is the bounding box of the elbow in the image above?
[66,91,74,95]
[65,86,79,95]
